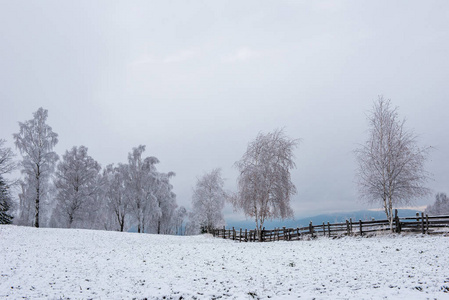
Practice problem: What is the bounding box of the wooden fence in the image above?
[212,211,449,242]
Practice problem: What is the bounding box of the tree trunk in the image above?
[68,214,73,228]
[119,215,124,232]
[34,173,40,228]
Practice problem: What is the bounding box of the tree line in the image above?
[1,108,186,234]
[1,97,447,234]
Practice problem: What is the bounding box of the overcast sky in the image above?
[1,1,448,220]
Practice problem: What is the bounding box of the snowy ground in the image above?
[1,225,448,299]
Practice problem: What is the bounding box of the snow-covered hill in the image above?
[1,225,448,299]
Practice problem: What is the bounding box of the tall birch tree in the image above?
[126,145,159,233]
[13,108,58,227]
[355,96,431,230]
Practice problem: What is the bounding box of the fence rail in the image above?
[212,211,449,242]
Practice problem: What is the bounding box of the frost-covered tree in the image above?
[425,193,449,216]
[0,139,17,178]
[16,177,35,226]
[103,163,130,231]
[53,146,101,228]
[126,145,159,233]
[355,96,431,231]
[0,176,14,224]
[191,168,227,234]
[151,171,177,234]
[13,108,58,227]
[231,129,298,235]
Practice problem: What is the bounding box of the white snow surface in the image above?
[1,225,449,299]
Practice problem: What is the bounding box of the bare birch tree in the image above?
[191,168,227,233]
[231,129,298,236]
[13,108,58,227]
[355,96,431,230]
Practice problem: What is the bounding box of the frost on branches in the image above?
[0,139,17,178]
[124,145,179,234]
[231,129,299,236]
[102,164,130,232]
[52,146,102,228]
[13,108,59,227]
[191,168,227,234]
[151,171,177,235]
[355,96,431,231]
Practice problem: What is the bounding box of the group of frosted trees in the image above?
[2,108,186,233]
[193,96,438,234]
[190,130,299,235]
[1,96,443,233]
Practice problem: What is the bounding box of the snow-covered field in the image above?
[1,225,448,299]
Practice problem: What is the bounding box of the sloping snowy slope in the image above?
[1,225,448,299]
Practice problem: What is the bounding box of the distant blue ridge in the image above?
[224,209,421,230]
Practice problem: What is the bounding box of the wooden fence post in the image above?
[232,227,235,240]
[309,221,314,238]
[394,209,401,233]
[245,229,247,242]
[426,214,429,234]
[346,220,350,235]
[322,222,326,236]
[297,228,300,240]
[239,228,242,242]
[359,220,363,236]
[350,218,353,234]
[416,213,420,232]
[223,226,225,239]
[261,227,265,242]
[421,212,425,234]
[327,222,331,237]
